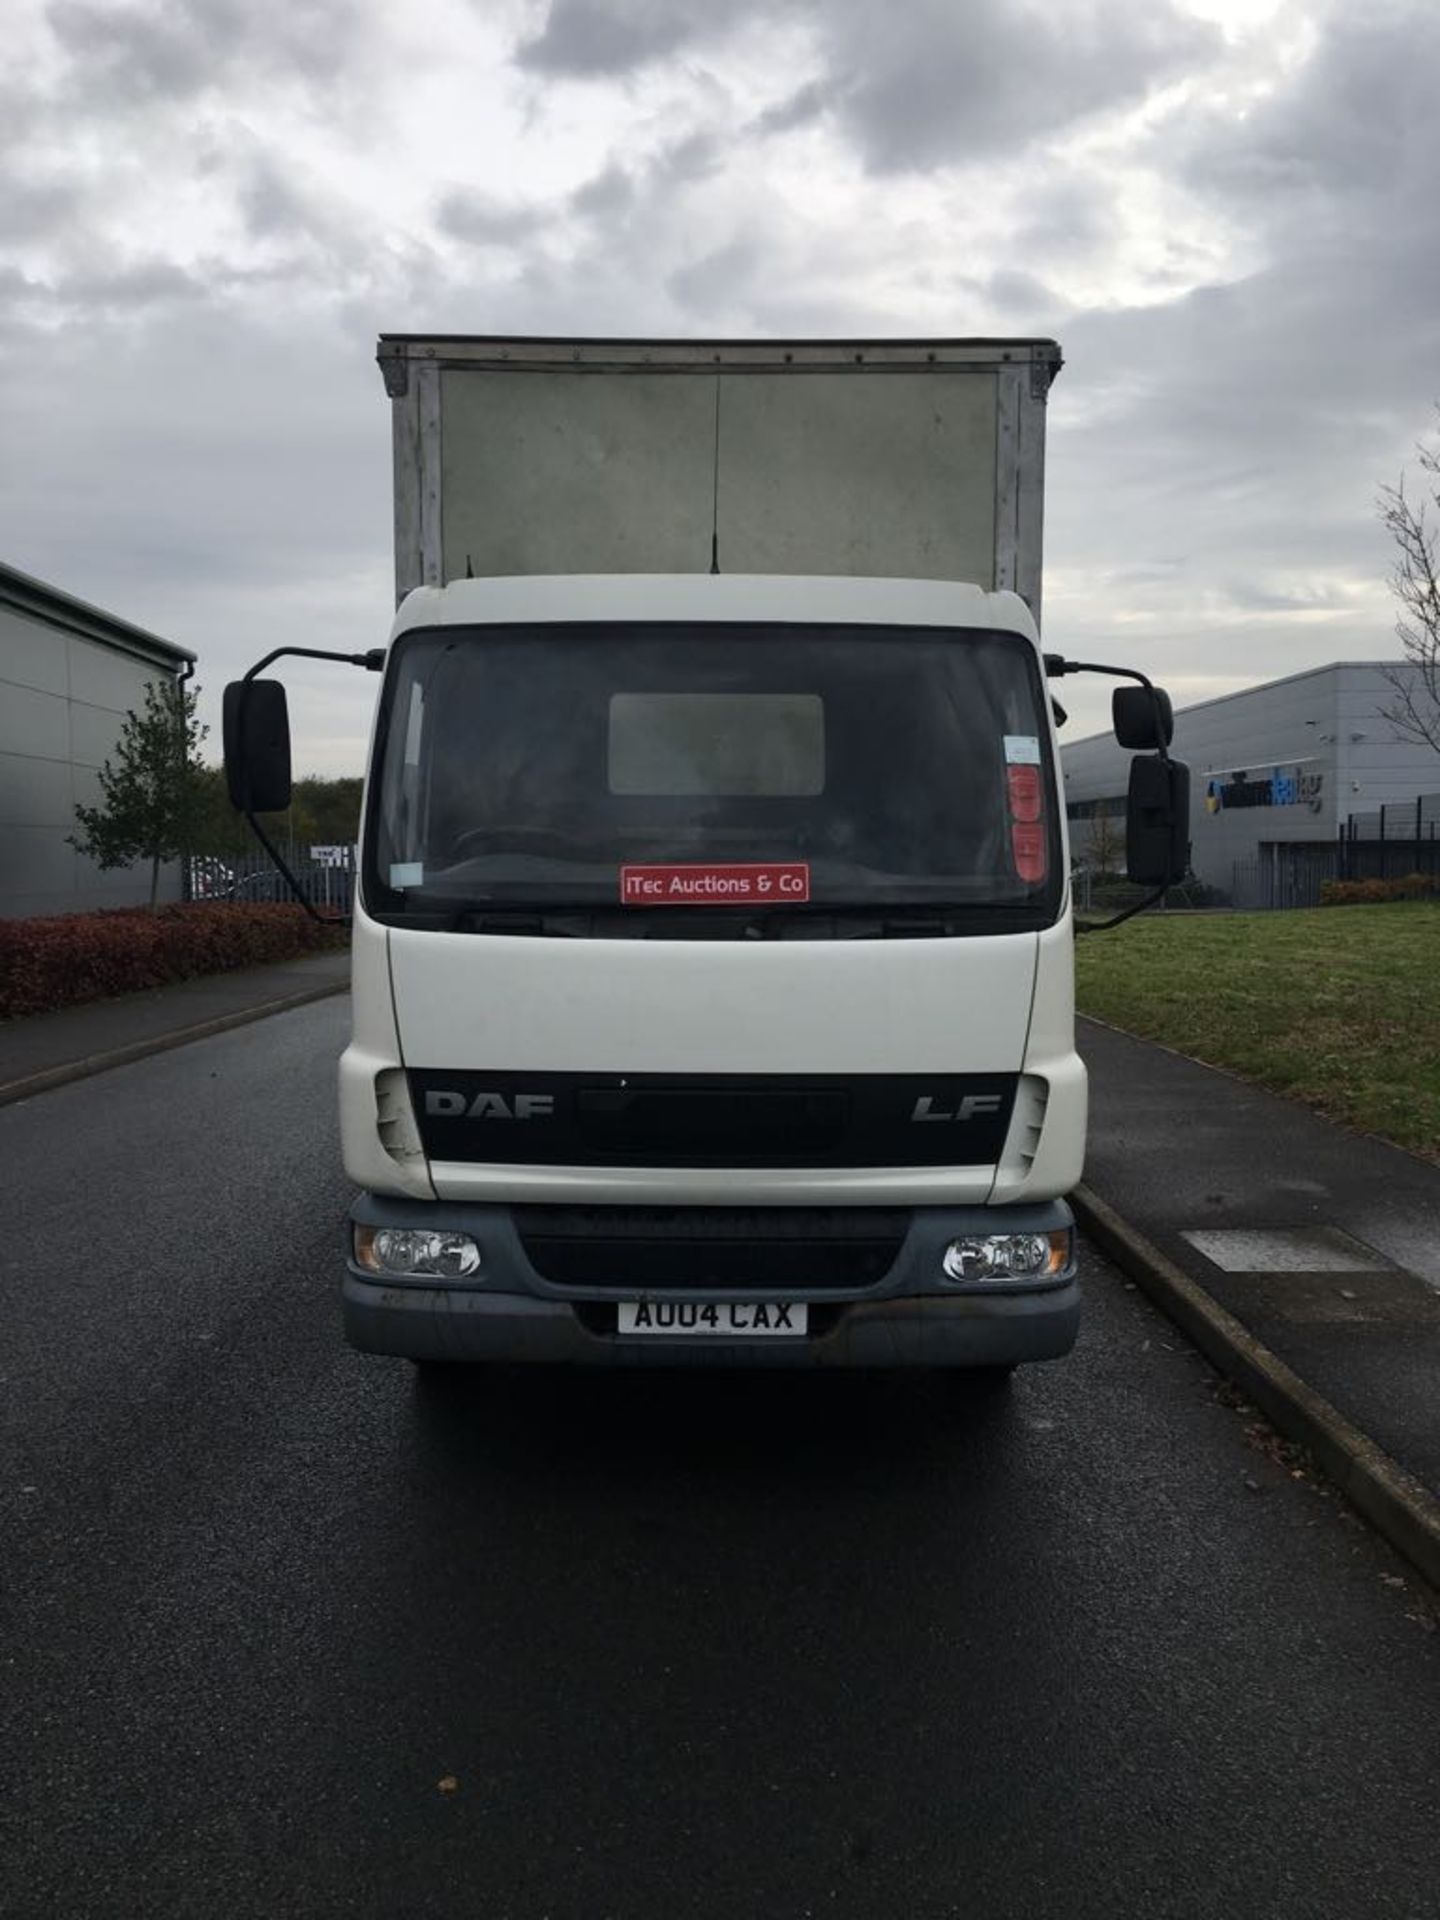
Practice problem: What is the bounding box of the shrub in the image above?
[0,903,347,1019]
[1319,873,1440,907]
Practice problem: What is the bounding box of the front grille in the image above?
[575,1085,847,1160]
[409,1069,1018,1168]
[514,1206,909,1292]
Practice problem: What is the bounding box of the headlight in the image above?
[941,1229,1072,1283]
[353,1225,482,1279]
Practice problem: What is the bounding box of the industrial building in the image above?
[1,561,195,919]
[1062,662,1440,902]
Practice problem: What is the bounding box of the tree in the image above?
[1378,409,1440,754]
[69,679,208,908]
[191,762,262,858]
[1085,808,1124,877]
[188,766,364,859]
[291,776,363,847]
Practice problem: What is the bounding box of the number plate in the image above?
[617,1300,808,1338]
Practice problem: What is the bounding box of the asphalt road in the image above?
[5,1000,1439,1920]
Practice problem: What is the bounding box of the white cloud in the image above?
[0,0,1435,769]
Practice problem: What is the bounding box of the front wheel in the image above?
[409,1356,478,1391]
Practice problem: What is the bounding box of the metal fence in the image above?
[1341,792,1440,845]
[1336,791,1440,889]
[1229,847,1338,910]
[1071,868,1211,914]
[1231,790,1440,908]
[185,845,355,915]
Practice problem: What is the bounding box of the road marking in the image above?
[1180,1227,1393,1273]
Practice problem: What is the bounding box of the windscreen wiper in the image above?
[435,902,1045,940]
[454,908,584,937]
[751,903,1051,939]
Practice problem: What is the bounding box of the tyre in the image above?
[960,1362,1017,1387]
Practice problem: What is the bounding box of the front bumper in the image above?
[343,1196,1079,1368]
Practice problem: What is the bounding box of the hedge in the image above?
[1318,873,1440,907]
[0,903,348,1019]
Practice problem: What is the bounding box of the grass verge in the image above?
[1074,902,1440,1161]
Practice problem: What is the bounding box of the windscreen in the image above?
[366,623,1058,920]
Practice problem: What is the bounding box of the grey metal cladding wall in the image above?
[1063,667,1343,892]
[1063,660,1440,891]
[1184,674,1338,832]
[1335,664,1440,812]
[0,603,184,918]
[0,559,192,673]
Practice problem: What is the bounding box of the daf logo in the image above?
[911,1094,1005,1123]
[425,1090,555,1120]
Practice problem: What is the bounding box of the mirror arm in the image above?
[244,808,337,926]
[1075,884,1170,937]
[1048,655,1188,932]
[241,645,386,684]
[1042,656,1171,762]
[1044,654,1155,687]
[234,647,384,925]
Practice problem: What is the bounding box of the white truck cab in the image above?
[338,571,1082,1366]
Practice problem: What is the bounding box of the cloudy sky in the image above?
[3,0,1438,766]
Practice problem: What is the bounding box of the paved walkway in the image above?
[0,948,351,1104]
[1080,1015,1440,1544]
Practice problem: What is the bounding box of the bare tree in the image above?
[1085,809,1123,876]
[1378,409,1440,754]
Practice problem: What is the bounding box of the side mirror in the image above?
[1126,756,1190,887]
[223,679,292,813]
[1114,685,1174,750]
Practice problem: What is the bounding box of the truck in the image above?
[224,335,1188,1373]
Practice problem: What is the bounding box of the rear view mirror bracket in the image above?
[222,646,386,924]
[1043,654,1174,758]
[1046,654,1191,935]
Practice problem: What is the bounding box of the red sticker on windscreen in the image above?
[620,863,811,906]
